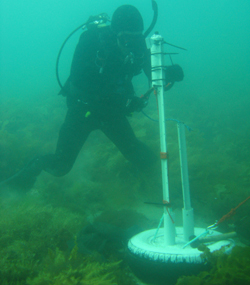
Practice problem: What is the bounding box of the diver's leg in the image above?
[43,106,95,176]
[101,116,157,169]
[1,105,95,190]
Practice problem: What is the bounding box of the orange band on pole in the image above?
[160,152,168,159]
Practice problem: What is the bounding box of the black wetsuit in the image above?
[44,26,156,176]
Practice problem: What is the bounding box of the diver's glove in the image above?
[126,96,148,114]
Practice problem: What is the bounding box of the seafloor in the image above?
[0,81,250,284]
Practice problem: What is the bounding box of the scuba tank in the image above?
[56,13,111,90]
[56,1,159,91]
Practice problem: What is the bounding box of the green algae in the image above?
[26,246,123,285]
[0,198,138,285]
[176,246,250,285]
[1,75,250,285]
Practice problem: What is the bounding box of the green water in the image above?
[0,0,249,284]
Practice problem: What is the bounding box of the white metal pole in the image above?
[150,33,175,245]
[177,122,194,241]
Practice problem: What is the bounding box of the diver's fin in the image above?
[0,157,44,191]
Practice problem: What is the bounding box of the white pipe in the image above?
[150,33,175,246]
[177,122,194,241]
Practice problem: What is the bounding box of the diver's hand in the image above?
[126,96,148,113]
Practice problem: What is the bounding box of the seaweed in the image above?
[26,246,122,285]
[0,198,138,285]
[176,246,250,285]
[1,72,250,285]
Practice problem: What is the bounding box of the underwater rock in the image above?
[67,209,148,258]
[68,221,143,256]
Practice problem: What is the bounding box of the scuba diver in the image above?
[1,4,184,190]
